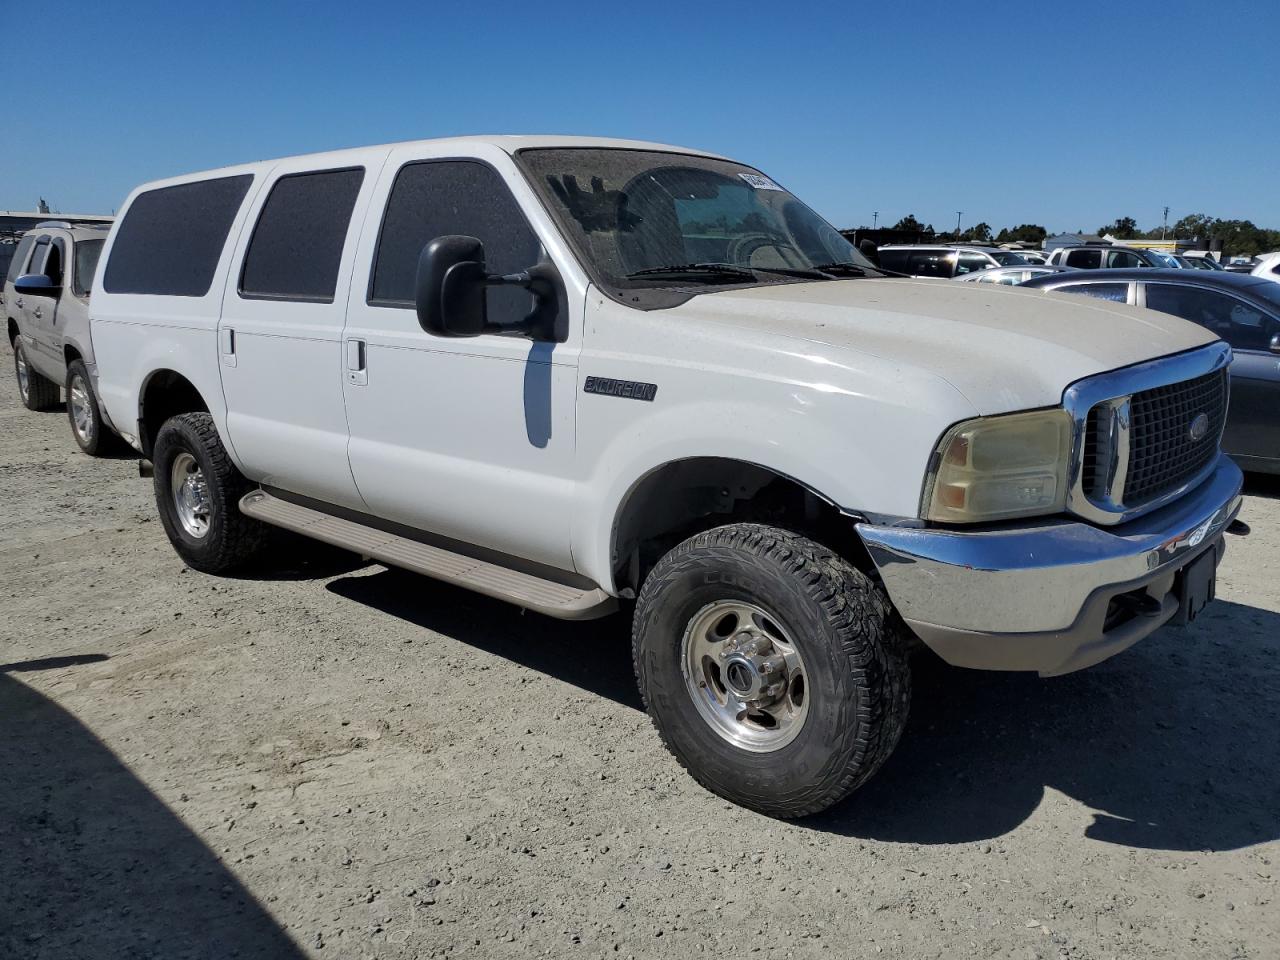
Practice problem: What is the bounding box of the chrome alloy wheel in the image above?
[15,344,30,402]
[170,451,212,539]
[69,374,93,444]
[681,600,810,752]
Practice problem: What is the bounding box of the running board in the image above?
[239,490,616,620]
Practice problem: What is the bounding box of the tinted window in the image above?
[955,253,990,276]
[1145,283,1280,351]
[1054,282,1128,303]
[104,174,253,297]
[6,234,36,282]
[240,167,364,302]
[1107,249,1144,268]
[879,249,953,278]
[1065,249,1102,269]
[73,239,104,297]
[370,160,540,325]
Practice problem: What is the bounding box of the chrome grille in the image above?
[1123,369,1227,505]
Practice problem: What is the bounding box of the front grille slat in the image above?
[1121,369,1226,505]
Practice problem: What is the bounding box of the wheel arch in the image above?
[138,368,212,458]
[7,318,18,346]
[607,456,873,597]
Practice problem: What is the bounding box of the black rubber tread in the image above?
[65,360,125,457]
[632,523,911,818]
[152,412,267,574]
[15,341,60,411]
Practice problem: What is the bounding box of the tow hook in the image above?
[1226,519,1250,537]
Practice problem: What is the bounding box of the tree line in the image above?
[875,214,1279,257]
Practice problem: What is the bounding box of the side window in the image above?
[240,167,365,302]
[25,237,51,277]
[879,250,952,278]
[1145,283,1279,350]
[1107,249,1143,268]
[1053,282,1128,303]
[954,253,990,276]
[370,160,541,326]
[1065,249,1102,269]
[6,234,36,282]
[43,239,65,286]
[104,174,254,297]
[73,239,105,297]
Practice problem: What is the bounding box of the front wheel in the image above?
[632,523,911,818]
[152,412,267,573]
[66,360,124,456]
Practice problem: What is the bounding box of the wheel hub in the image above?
[16,347,29,400]
[681,600,809,752]
[170,451,212,539]
[70,376,92,442]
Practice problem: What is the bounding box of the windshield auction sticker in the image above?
[738,173,783,190]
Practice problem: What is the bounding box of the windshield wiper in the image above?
[627,262,758,282]
[810,262,870,277]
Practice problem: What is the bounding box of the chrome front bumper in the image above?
[856,455,1243,676]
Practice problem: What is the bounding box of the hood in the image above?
[676,278,1217,414]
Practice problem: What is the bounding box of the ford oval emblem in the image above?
[1189,412,1210,442]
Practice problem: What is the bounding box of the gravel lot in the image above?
[2,343,1277,960]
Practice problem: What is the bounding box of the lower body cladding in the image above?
[857,456,1244,677]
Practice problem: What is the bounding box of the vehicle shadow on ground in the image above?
[0,664,305,959]
[812,599,1280,851]
[326,568,643,710]
[328,571,1279,853]
[1243,471,1280,500]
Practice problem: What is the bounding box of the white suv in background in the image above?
[89,136,1244,817]
[1046,245,1162,269]
[877,244,1028,278]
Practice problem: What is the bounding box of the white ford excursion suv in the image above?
[91,137,1244,817]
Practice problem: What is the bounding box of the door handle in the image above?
[14,297,23,308]
[220,327,237,367]
[345,339,367,386]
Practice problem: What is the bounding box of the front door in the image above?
[341,147,583,571]
[217,153,384,511]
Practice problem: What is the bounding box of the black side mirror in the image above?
[414,235,565,342]
[14,274,59,297]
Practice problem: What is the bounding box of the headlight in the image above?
[922,408,1073,523]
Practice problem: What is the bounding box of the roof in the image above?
[124,135,729,192]
[1020,267,1280,303]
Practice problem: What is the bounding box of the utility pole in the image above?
[1161,206,1169,240]
[955,211,963,239]
[872,211,878,229]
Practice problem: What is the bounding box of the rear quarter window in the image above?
[104,174,253,297]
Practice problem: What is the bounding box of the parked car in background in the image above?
[1250,251,1280,283]
[954,265,1073,285]
[877,244,1027,278]
[1008,249,1047,264]
[3,221,121,454]
[1020,268,1280,474]
[87,136,1243,817]
[1045,245,1162,269]
[1183,251,1226,270]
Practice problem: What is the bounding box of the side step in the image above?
[239,490,617,621]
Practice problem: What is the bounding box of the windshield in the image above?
[517,148,879,304]
[74,239,104,297]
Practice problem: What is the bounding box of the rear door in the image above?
[1142,282,1280,467]
[217,150,386,510]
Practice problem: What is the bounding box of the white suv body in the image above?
[90,136,1244,816]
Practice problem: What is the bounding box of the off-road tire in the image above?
[152,412,266,574]
[66,360,124,456]
[14,340,60,411]
[633,523,911,818]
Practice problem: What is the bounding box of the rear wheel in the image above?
[152,412,267,573]
[632,523,911,818]
[14,340,59,411]
[66,360,123,456]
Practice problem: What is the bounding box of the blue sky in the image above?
[6,1,1277,234]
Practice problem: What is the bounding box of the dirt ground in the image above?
[2,345,1277,960]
